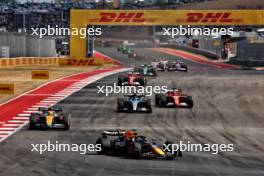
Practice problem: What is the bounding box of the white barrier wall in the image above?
[0,32,57,57]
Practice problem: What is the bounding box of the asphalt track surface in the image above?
[0,47,264,176]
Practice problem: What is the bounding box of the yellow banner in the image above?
[72,10,264,26]
[70,10,264,59]
[32,70,50,80]
[59,58,103,66]
[0,84,14,94]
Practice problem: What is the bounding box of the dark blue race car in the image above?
[117,94,152,113]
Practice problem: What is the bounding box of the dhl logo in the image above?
[184,12,242,23]
[0,84,14,94]
[34,73,48,77]
[32,70,49,79]
[90,12,155,23]
[66,59,97,66]
[0,87,12,91]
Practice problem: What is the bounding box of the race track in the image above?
[0,47,264,176]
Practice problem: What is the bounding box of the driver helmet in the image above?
[125,130,138,140]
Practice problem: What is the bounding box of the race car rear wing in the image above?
[124,93,144,97]
[38,106,63,112]
[102,129,137,136]
[102,130,126,136]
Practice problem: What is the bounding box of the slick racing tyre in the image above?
[63,113,71,130]
[139,77,147,86]
[117,98,125,112]
[29,115,37,130]
[155,94,161,106]
[186,96,193,108]
[146,99,152,113]
[117,76,124,86]
[156,94,166,107]
[96,137,111,154]
[127,141,142,159]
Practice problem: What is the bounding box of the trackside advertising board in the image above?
[72,10,264,26]
[31,70,50,80]
[70,10,264,59]
[0,84,14,94]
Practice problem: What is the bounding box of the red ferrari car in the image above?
[117,72,146,86]
[155,89,193,108]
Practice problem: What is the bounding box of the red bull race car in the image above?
[155,89,193,108]
[117,72,147,86]
[96,129,182,159]
[29,106,71,130]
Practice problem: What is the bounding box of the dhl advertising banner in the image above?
[71,10,264,26]
[0,84,14,94]
[70,10,264,58]
[58,58,104,66]
[31,70,49,80]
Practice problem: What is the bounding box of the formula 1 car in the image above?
[29,106,71,130]
[117,45,133,54]
[156,60,168,72]
[117,94,152,113]
[167,60,188,72]
[96,129,182,159]
[155,89,193,108]
[117,45,128,52]
[117,72,147,86]
[134,64,157,76]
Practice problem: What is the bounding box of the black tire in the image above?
[186,96,193,108]
[118,76,124,86]
[29,115,36,130]
[146,99,152,113]
[155,94,161,106]
[139,77,146,86]
[127,142,142,159]
[96,137,111,154]
[158,94,166,107]
[117,98,124,112]
[63,114,71,130]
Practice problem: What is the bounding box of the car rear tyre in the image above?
[127,142,142,159]
[96,137,111,154]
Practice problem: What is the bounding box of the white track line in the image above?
[40,100,58,103]
[8,120,26,123]
[18,114,30,117]
[13,117,29,120]
[0,127,16,130]
[27,107,38,111]
[3,124,21,127]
